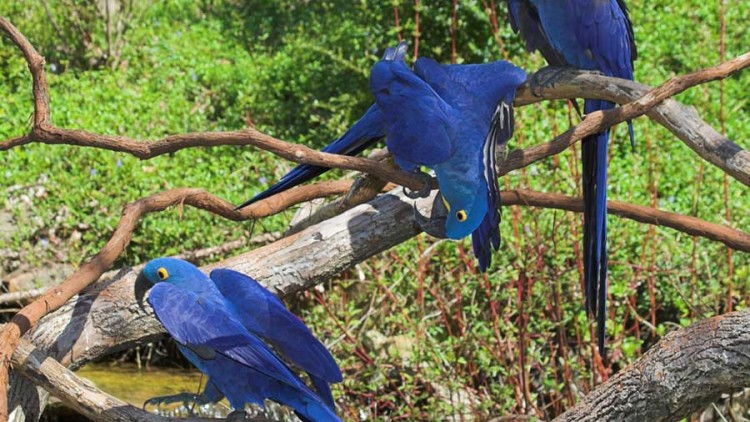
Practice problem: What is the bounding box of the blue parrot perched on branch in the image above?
[134,258,342,422]
[507,0,637,353]
[239,43,527,271]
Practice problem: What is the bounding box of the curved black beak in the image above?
[414,192,449,239]
[134,272,153,310]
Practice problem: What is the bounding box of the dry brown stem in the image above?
[6,188,750,422]
[2,13,750,422]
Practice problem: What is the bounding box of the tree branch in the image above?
[10,338,275,422]
[502,190,750,252]
[555,309,750,422]
[2,16,749,191]
[510,61,750,187]
[6,189,750,421]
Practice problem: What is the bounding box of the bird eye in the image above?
[456,210,467,222]
[157,268,169,280]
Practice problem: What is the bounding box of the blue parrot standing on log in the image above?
[134,257,342,422]
[239,43,527,271]
[507,0,637,353]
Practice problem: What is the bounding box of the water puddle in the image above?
[55,363,301,420]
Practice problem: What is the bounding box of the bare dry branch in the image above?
[502,190,750,252]
[2,16,749,192]
[5,188,750,421]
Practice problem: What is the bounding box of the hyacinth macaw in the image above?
[507,0,637,352]
[134,258,342,422]
[240,43,527,271]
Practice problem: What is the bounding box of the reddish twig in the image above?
[3,17,749,192]
[2,14,750,420]
[500,190,750,253]
[0,180,361,420]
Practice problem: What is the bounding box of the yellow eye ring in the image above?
[157,268,169,280]
[456,210,467,222]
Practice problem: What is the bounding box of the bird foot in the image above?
[143,392,211,415]
[227,410,248,422]
[530,66,603,97]
[403,171,434,199]
[382,41,409,61]
[413,192,449,239]
[530,66,569,97]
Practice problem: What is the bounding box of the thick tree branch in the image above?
[6,189,750,421]
[555,309,750,421]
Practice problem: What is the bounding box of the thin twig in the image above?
[0,179,359,420]
[4,187,750,421]
[2,16,749,190]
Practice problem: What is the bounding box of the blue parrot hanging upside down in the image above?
[239,43,527,272]
[134,257,342,422]
[507,0,637,354]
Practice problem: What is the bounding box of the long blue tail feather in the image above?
[237,105,385,209]
[309,374,336,411]
[582,99,611,355]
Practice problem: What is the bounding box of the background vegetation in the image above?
[1,0,749,420]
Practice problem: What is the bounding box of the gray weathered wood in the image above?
[555,310,750,422]
[515,71,750,187]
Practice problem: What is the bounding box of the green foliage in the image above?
[1,0,749,420]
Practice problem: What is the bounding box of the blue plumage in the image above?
[236,104,386,209]
[508,0,636,352]
[136,258,342,421]
[211,268,343,409]
[241,44,525,271]
[373,53,525,271]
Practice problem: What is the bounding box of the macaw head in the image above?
[134,257,209,308]
[439,180,489,240]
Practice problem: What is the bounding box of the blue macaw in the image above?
[240,43,526,271]
[507,0,637,352]
[372,53,526,271]
[134,258,342,422]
